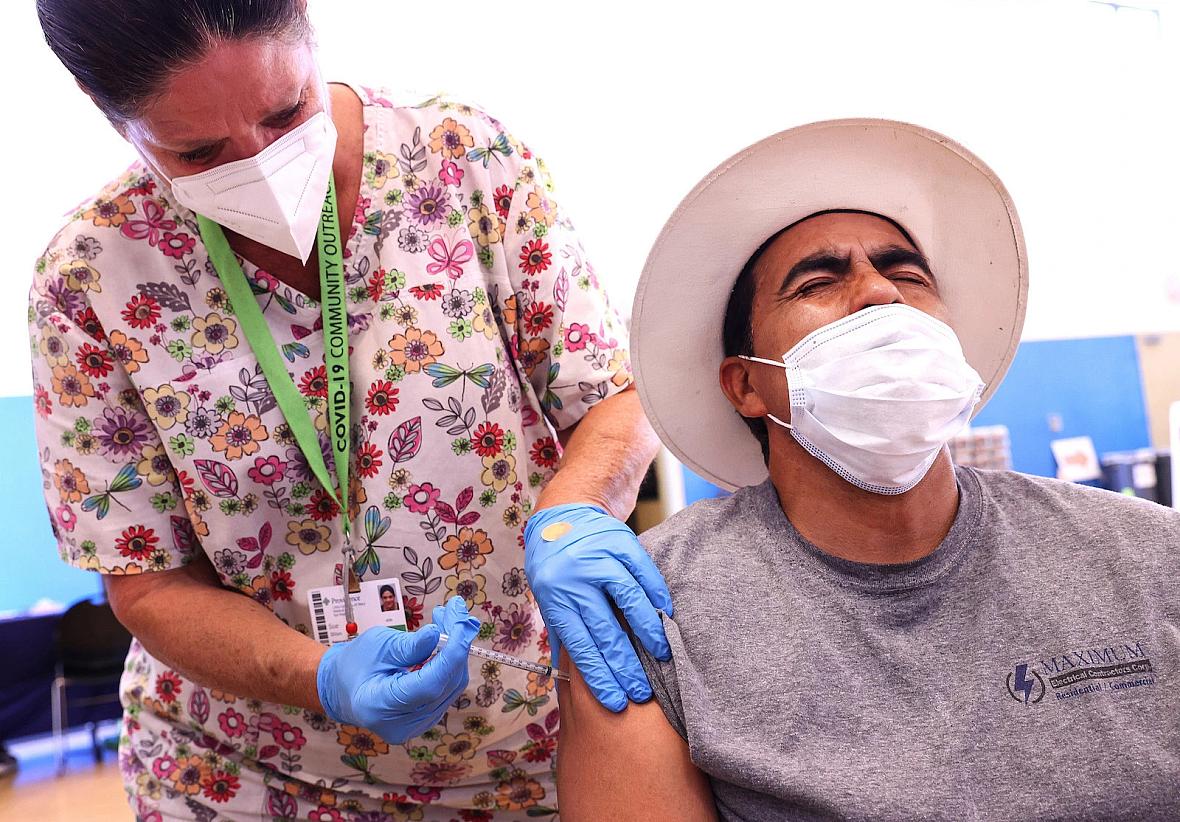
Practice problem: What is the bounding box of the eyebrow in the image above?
[868,245,934,279]
[775,244,935,294]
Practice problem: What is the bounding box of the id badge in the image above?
[307,577,408,645]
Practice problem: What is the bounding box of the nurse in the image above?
[30,0,669,818]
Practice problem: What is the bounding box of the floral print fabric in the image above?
[29,84,632,821]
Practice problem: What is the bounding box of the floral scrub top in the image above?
[29,84,632,822]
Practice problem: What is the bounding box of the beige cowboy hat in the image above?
[631,119,1028,491]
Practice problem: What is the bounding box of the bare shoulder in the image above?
[556,649,718,822]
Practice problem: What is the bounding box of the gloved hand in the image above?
[524,503,674,712]
[316,596,480,744]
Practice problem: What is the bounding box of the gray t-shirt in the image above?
[635,466,1180,821]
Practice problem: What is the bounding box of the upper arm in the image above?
[556,649,718,822]
[29,245,199,578]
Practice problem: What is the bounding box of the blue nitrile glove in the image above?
[316,596,480,744]
[524,503,674,711]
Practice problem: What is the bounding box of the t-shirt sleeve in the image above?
[632,612,690,740]
[29,251,199,575]
[494,147,633,431]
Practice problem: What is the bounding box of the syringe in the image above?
[437,634,570,681]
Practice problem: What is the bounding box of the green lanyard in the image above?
[197,175,356,618]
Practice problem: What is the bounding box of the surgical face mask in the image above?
[740,303,985,495]
[151,109,338,262]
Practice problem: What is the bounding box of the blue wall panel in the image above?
[971,336,1151,478]
[0,396,102,615]
[682,465,729,505]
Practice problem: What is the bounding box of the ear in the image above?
[719,356,771,420]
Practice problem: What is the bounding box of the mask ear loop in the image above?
[766,413,793,431]
[738,355,787,369]
[737,355,794,430]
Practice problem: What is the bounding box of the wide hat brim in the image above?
[631,118,1028,492]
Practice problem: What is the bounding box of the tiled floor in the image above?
[0,724,129,822]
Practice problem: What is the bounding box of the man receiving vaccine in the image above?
[546,119,1180,820]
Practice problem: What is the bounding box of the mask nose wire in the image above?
[737,355,794,430]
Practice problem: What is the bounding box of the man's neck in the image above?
[767,436,960,565]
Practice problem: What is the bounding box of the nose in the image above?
[844,258,904,314]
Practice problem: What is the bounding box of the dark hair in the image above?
[37,0,311,122]
[721,210,920,463]
[379,585,396,598]
[722,236,775,463]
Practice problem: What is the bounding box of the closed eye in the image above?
[793,278,836,297]
[890,273,930,285]
[265,99,307,129]
[177,143,220,164]
[883,265,936,288]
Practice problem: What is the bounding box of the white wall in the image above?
[5,0,1179,398]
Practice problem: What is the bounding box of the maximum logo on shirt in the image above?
[1006,639,1155,705]
[1006,664,1046,704]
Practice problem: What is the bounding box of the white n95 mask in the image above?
[165,110,338,262]
[740,303,985,495]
